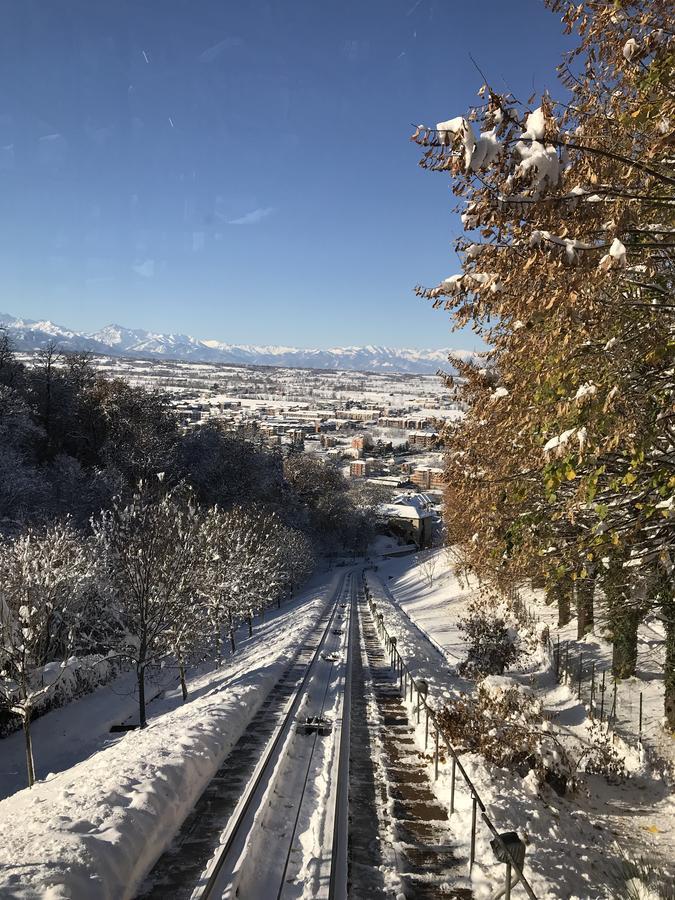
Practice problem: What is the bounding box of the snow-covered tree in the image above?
[201,505,243,657]
[201,506,315,659]
[0,521,92,786]
[276,525,315,603]
[92,479,204,725]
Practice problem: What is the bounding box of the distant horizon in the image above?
[2,308,485,354]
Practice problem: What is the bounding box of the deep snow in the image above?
[0,573,341,899]
[366,549,675,900]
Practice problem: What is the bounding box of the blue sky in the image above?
[0,1,570,349]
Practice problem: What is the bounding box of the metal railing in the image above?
[363,579,538,900]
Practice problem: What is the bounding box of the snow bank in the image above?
[0,579,337,898]
[372,551,675,897]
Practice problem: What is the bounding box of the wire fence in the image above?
[552,637,647,749]
[362,576,538,900]
[507,587,657,759]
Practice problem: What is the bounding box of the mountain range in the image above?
[0,312,479,375]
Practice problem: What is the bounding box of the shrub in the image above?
[438,677,626,794]
[457,598,519,677]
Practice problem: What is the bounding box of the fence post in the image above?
[450,756,456,814]
[470,796,477,870]
[555,635,560,681]
[565,642,570,683]
[639,692,643,740]
[590,661,596,719]
[600,670,606,722]
[611,679,618,725]
[505,861,512,900]
[434,728,439,781]
[425,704,429,749]
[577,653,583,701]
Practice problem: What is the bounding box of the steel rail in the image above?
[275,574,354,899]
[197,572,351,900]
[327,569,355,900]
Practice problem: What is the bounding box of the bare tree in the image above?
[419,551,439,588]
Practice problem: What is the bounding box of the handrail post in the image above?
[434,728,439,781]
[450,756,456,814]
[470,795,477,870]
[425,704,429,749]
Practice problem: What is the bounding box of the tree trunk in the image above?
[138,664,147,728]
[178,656,188,702]
[548,577,572,628]
[228,611,236,653]
[23,711,35,788]
[215,626,222,666]
[663,592,675,731]
[558,588,572,628]
[605,552,639,678]
[247,613,253,638]
[611,607,640,678]
[576,575,595,638]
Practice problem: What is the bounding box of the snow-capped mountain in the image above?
[0,312,479,375]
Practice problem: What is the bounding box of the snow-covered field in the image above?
[0,573,340,899]
[368,549,675,900]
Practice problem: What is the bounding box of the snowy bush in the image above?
[439,675,627,794]
[578,720,627,783]
[0,654,123,738]
[457,598,519,677]
[616,854,675,900]
[439,677,575,793]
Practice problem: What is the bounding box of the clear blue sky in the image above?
[0,1,570,349]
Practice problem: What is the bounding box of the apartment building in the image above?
[411,466,445,491]
[408,431,439,449]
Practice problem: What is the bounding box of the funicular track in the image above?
[138,572,355,900]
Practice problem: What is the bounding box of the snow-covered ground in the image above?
[367,548,675,900]
[519,583,673,772]
[0,573,341,899]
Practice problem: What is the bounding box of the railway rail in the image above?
[138,572,354,900]
[140,568,533,900]
[195,573,355,900]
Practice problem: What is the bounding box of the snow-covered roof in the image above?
[377,503,433,521]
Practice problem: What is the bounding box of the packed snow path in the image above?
[140,573,354,900]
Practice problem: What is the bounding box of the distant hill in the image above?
[0,312,480,375]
